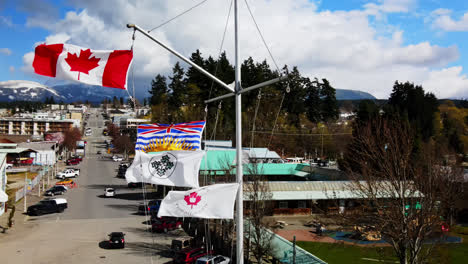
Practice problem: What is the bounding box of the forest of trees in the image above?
[148,50,343,157]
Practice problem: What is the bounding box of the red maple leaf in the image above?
[184,192,202,209]
[64,49,100,80]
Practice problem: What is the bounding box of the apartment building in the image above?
[0,118,75,136]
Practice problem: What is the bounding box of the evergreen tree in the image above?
[113,96,118,109]
[281,66,306,126]
[149,74,168,105]
[305,77,322,123]
[387,81,438,141]
[168,62,186,113]
[119,97,124,106]
[355,100,380,124]
[320,78,339,122]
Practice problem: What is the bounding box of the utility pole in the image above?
[293,235,296,264]
[23,172,27,213]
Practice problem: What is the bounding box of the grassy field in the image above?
[297,226,468,264]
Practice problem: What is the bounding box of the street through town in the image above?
[0,109,173,264]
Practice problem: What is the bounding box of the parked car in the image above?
[56,168,80,179]
[137,199,161,215]
[66,158,80,165]
[151,218,182,233]
[104,188,115,197]
[127,182,144,188]
[97,150,102,155]
[119,162,130,168]
[6,163,13,169]
[196,255,231,264]
[55,179,77,188]
[174,248,212,264]
[112,155,123,162]
[27,198,67,216]
[171,236,195,253]
[108,232,125,249]
[44,186,68,196]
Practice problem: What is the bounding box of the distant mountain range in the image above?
[335,89,376,100]
[0,80,128,103]
[0,80,377,103]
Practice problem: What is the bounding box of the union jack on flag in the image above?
[136,120,206,152]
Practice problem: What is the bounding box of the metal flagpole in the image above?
[234,0,244,263]
[127,10,286,262]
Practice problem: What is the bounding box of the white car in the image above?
[112,155,123,162]
[196,255,231,264]
[104,188,115,197]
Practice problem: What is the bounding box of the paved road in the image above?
[0,109,173,264]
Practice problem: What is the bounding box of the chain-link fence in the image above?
[15,166,52,202]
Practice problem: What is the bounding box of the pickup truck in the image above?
[56,168,80,179]
[27,198,67,216]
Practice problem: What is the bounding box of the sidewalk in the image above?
[0,162,66,238]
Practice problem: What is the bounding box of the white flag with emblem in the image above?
[157,183,239,219]
[125,150,205,188]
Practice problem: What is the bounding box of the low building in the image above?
[0,143,37,166]
[17,141,58,165]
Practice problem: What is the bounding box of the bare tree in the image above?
[62,127,82,157]
[244,162,275,264]
[339,118,464,264]
[113,134,134,159]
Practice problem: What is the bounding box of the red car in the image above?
[151,218,182,233]
[174,248,213,264]
[66,158,80,165]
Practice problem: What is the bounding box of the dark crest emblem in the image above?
[148,153,177,179]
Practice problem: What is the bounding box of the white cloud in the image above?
[0,16,13,27]
[364,0,416,16]
[21,51,34,74]
[9,66,15,73]
[20,0,467,99]
[431,9,468,32]
[0,48,11,55]
[423,67,468,98]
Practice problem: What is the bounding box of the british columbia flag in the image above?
[136,120,206,151]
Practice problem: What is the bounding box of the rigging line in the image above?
[250,90,262,148]
[267,92,286,149]
[148,0,210,33]
[208,0,233,100]
[210,102,222,141]
[243,0,281,73]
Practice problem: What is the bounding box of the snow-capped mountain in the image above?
[0,80,64,101]
[0,80,128,103]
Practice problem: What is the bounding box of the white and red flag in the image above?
[157,183,239,219]
[33,43,133,89]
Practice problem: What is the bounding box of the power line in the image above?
[251,131,352,136]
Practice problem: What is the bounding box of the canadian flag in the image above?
[33,43,133,90]
[157,183,239,219]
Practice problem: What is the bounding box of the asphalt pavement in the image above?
[0,108,174,264]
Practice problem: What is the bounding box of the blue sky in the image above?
[0,0,467,99]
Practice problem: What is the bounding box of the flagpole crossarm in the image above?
[127,23,234,93]
[203,75,287,104]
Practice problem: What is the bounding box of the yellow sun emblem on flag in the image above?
[142,137,195,153]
